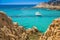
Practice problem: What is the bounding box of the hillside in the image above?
[35,0,60,10]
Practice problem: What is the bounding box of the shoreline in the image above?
[34,3,60,10]
[0,11,60,40]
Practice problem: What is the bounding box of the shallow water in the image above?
[0,5,60,33]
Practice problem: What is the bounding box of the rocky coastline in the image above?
[35,2,60,10]
[0,11,60,40]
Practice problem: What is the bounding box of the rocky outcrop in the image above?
[0,11,60,40]
[34,2,60,10]
[0,11,13,29]
[34,3,49,8]
[0,11,41,40]
[26,26,42,40]
[39,18,60,40]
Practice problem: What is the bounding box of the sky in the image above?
[0,0,48,5]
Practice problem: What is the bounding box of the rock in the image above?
[13,22,18,28]
[0,11,13,28]
[39,18,60,40]
[1,26,12,36]
[0,11,60,40]
[32,26,38,32]
[21,32,29,40]
[34,2,60,10]
[39,35,47,40]
[26,26,39,35]
[47,36,53,40]
[26,26,42,40]
[0,29,7,40]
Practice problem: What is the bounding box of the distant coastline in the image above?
[34,2,60,10]
[34,0,60,10]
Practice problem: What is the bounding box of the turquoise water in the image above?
[0,7,60,33]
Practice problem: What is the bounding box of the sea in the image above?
[0,5,60,33]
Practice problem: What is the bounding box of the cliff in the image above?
[0,11,60,40]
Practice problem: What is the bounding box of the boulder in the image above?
[0,11,13,28]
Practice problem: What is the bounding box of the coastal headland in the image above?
[34,0,60,10]
[0,11,60,40]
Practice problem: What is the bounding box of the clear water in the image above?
[0,5,60,33]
